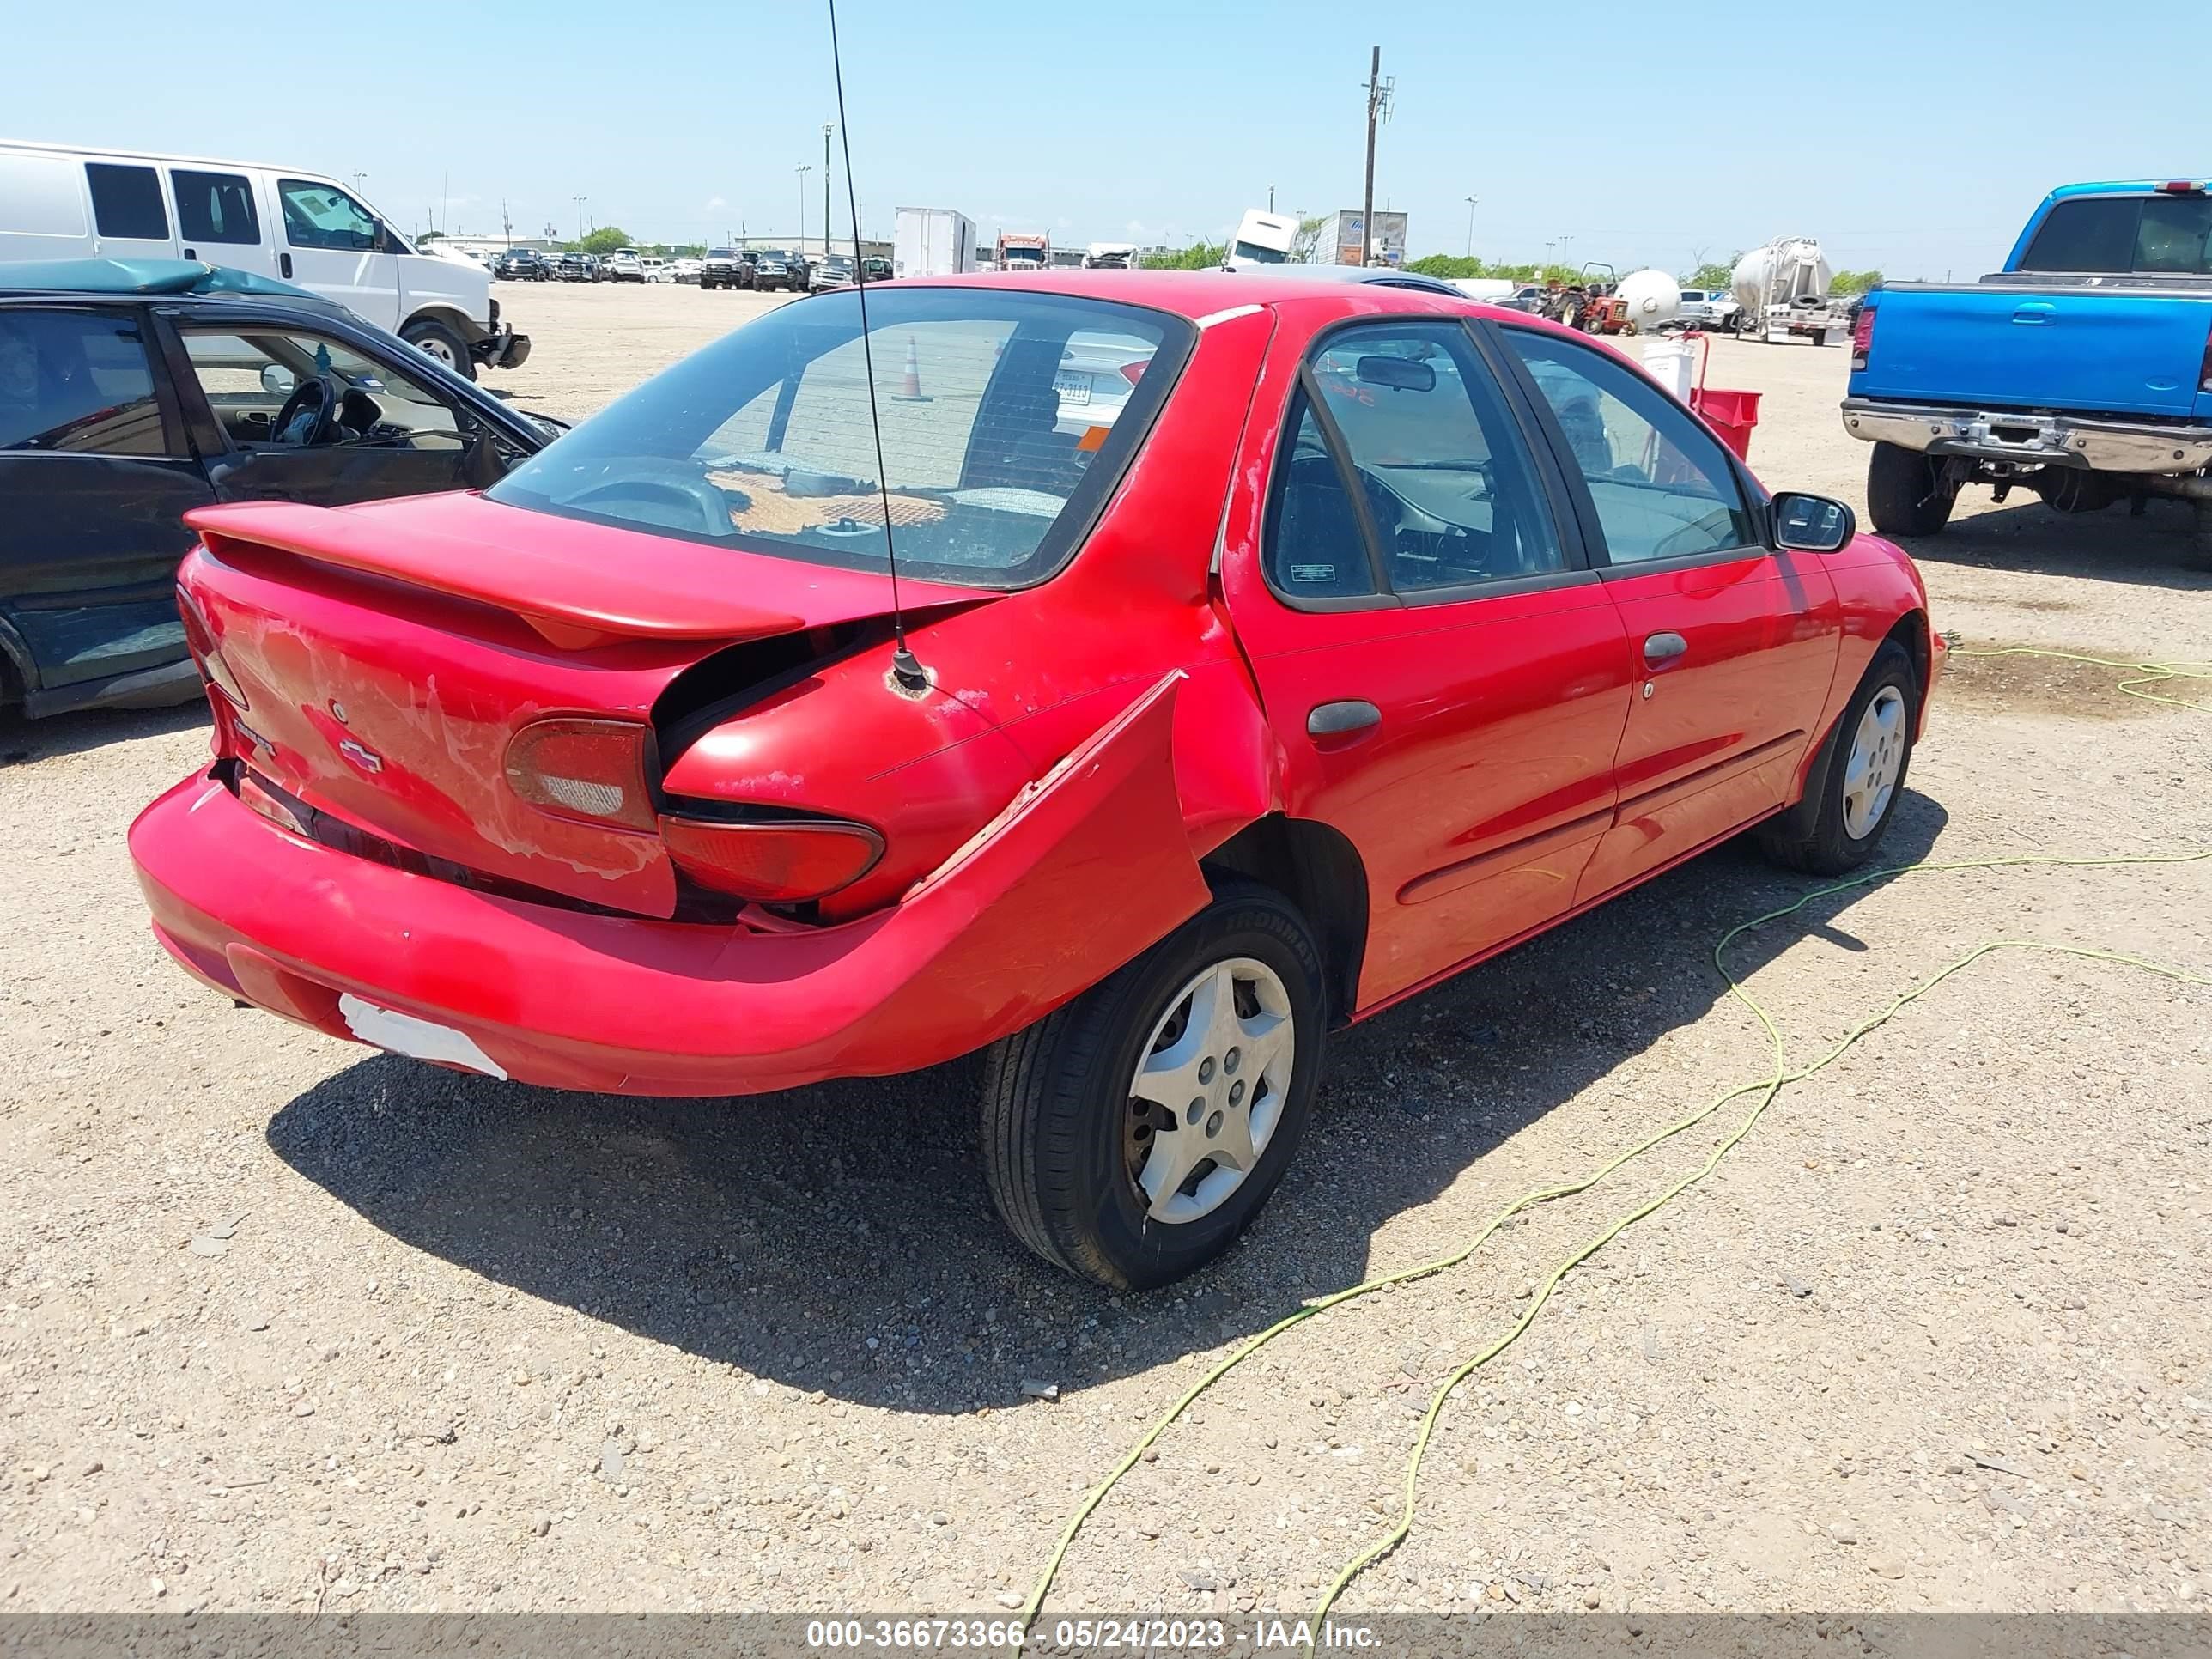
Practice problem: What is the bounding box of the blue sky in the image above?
[9,0,2202,276]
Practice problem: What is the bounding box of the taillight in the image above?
[502,719,658,832]
[1118,359,1149,386]
[2201,320,2212,393]
[176,584,248,709]
[1851,304,1876,371]
[660,815,884,903]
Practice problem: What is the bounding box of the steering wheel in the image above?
[272,374,339,447]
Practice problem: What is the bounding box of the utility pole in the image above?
[823,125,834,263]
[1464,195,1479,259]
[501,198,513,250]
[1359,47,1392,267]
[574,197,586,241]
[797,164,812,246]
[1267,183,1275,212]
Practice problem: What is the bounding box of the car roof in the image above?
[0,257,323,301]
[2045,177,2210,200]
[884,267,1514,319]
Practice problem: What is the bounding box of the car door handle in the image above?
[1643,632,1688,665]
[280,252,294,279]
[1308,700,1382,738]
[2011,302,2057,325]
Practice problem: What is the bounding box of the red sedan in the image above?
[131,271,1943,1288]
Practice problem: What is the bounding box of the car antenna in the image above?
[828,0,927,694]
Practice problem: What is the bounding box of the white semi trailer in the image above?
[892,207,977,278]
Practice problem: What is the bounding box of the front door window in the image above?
[1501,329,1757,563]
[277,179,382,252]
[180,329,463,451]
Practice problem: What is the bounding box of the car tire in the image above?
[1756,640,1917,877]
[980,878,1327,1290]
[402,318,476,381]
[1865,441,1954,536]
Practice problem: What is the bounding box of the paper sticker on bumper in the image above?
[338,993,508,1079]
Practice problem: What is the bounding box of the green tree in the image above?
[577,226,633,257]
[1290,215,1330,263]
[1683,253,1741,291]
[1830,268,1884,295]
[1141,240,1227,270]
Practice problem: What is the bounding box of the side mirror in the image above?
[1771,491,1855,552]
[260,363,298,396]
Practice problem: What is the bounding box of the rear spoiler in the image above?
[184,499,988,651]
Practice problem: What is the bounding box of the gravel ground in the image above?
[3,284,2209,1620]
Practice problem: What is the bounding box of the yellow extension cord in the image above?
[1018,647,2212,1644]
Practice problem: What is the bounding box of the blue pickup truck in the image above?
[1841,179,2212,563]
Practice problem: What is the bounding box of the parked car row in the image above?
[698,248,890,292]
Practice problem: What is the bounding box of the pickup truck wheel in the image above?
[401,318,475,381]
[980,878,1325,1290]
[1865,441,1954,536]
[1757,641,1917,876]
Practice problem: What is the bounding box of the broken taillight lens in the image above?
[659,815,884,903]
[176,583,248,710]
[503,719,659,833]
[1850,305,1876,372]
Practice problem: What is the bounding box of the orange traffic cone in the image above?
[892,334,928,401]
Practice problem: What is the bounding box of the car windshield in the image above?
[487,287,1190,587]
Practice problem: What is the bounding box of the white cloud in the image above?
[704,196,727,212]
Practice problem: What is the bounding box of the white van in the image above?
[0,140,526,378]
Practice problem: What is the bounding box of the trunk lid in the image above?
[1856,283,2212,417]
[184,493,989,917]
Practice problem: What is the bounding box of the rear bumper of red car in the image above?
[127,676,1207,1097]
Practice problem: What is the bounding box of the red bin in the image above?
[1690,386,1761,461]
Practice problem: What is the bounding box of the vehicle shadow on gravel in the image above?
[0,699,205,766]
[1893,495,2209,589]
[267,790,1948,1415]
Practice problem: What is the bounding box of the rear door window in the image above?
[0,308,169,455]
[85,163,168,240]
[2135,195,2212,274]
[1270,321,1562,599]
[171,169,262,246]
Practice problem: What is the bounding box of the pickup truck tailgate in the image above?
[1858,284,2212,418]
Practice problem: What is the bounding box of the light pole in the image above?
[573,197,586,241]
[796,165,811,247]
[823,125,834,261]
[1559,233,1574,272]
[1267,184,1275,212]
[1463,195,1479,259]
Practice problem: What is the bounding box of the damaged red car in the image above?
[131,272,1943,1288]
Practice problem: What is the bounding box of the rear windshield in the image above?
[488,287,1191,587]
[2020,193,2212,275]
